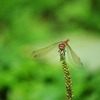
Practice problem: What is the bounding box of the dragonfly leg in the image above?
[63,50,66,56]
[58,50,66,56]
[58,50,66,61]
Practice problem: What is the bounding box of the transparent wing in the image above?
[32,41,61,58]
[66,44,83,66]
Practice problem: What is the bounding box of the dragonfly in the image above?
[32,39,83,66]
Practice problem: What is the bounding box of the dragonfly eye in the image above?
[58,43,66,49]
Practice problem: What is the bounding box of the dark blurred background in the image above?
[0,0,100,100]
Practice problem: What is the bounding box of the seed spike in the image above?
[59,50,73,100]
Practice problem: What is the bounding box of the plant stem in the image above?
[60,52,73,100]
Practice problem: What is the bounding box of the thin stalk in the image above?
[60,51,73,100]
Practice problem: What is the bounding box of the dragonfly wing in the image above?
[32,46,55,58]
[66,44,83,66]
[32,41,61,58]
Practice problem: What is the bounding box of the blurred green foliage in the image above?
[0,0,100,100]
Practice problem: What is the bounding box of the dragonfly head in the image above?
[58,39,69,50]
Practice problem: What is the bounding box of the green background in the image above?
[0,0,100,100]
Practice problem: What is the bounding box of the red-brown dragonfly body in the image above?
[58,39,69,50]
[32,39,82,66]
